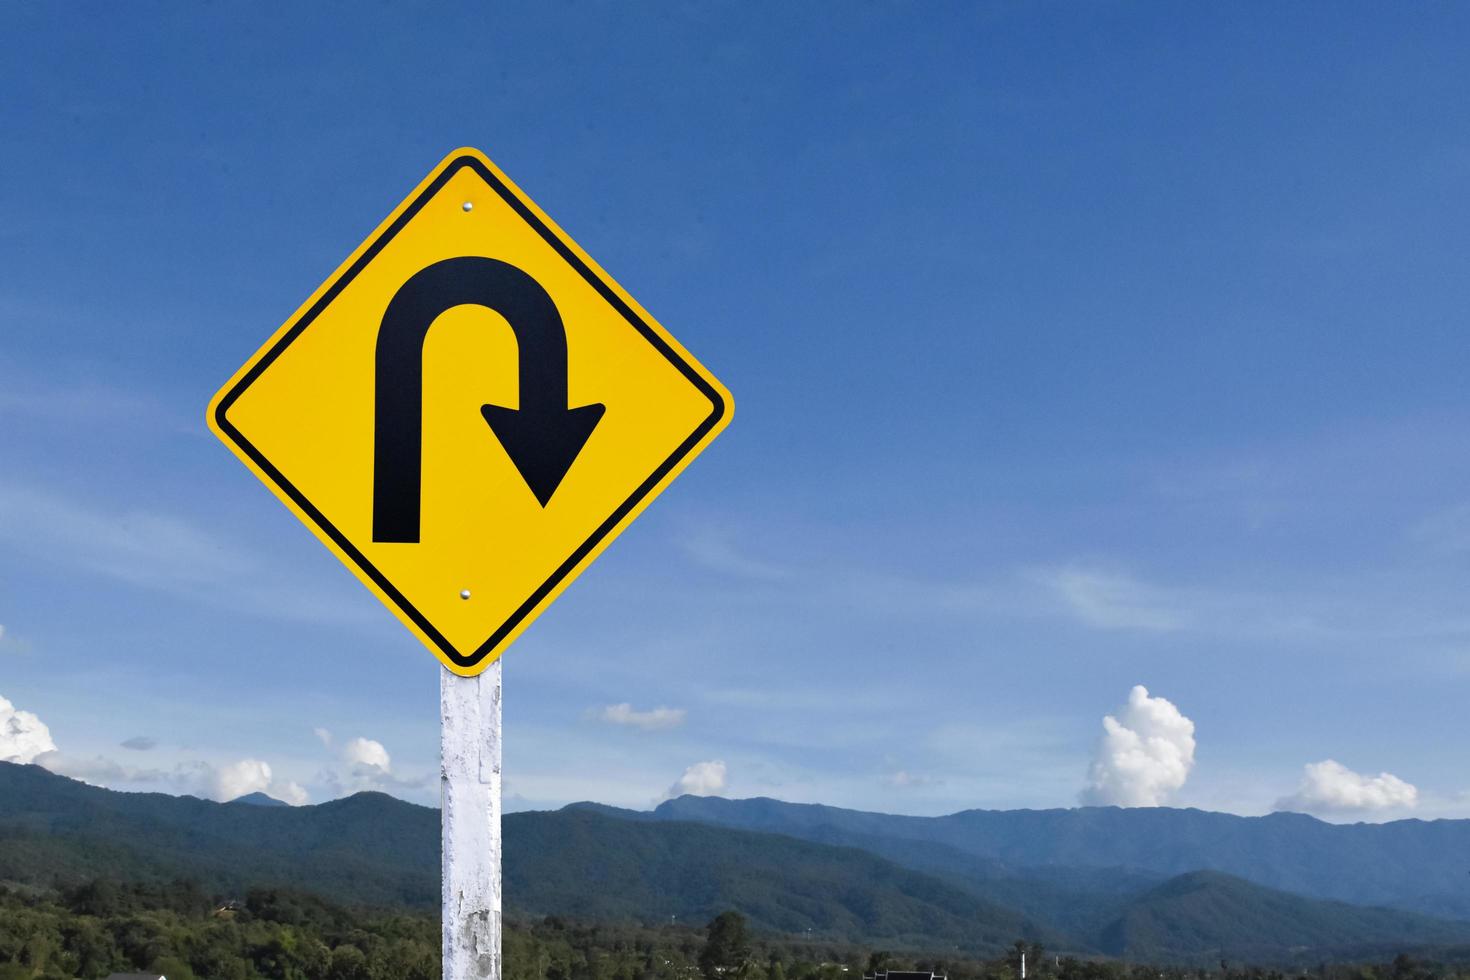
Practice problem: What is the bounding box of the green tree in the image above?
[699,912,751,980]
[151,955,196,980]
[328,943,371,980]
[62,917,116,980]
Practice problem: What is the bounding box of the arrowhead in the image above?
[480,402,606,505]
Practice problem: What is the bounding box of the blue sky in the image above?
[3,3,1470,820]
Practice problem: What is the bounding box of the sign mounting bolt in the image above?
[460,589,472,600]
[462,201,473,212]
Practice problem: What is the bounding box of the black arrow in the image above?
[373,256,604,543]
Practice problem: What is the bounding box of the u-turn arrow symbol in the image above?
[372,256,605,544]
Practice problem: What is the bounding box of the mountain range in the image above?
[4,761,1470,964]
[630,795,1470,921]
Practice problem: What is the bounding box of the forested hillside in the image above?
[7,883,1470,980]
[0,764,1050,953]
[650,796,1470,918]
[7,763,1470,966]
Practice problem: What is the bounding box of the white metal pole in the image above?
[441,660,502,980]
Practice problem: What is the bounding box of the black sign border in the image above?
[214,155,727,669]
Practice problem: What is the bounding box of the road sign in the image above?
[208,148,732,675]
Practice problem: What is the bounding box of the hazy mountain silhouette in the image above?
[645,794,1470,920]
[7,762,1470,962]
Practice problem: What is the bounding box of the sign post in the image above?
[441,663,502,980]
[207,147,731,980]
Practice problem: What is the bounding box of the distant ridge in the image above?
[0,762,440,907]
[645,794,1470,920]
[7,762,1470,963]
[0,763,1050,952]
[506,806,1057,953]
[1099,870,1470,962]
[229,791,290,807]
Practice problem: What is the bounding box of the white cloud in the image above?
[1038,567,1186,632]
[319,735,429,797]
[591,703,687,731]
[0,689,307,805]
[38,751,306,805]
[1275,760,1418,815]
[272,780,310,806]
[313,727,333,748]
[1082,685,1196,806]
[339,736,429,791]
[0,694,58,764]
[665,760,727,799]
[37,752,144,783]
[886,770,938,789]
[342,736,391,773]
[211,759,273,801]
[196,758,308,805]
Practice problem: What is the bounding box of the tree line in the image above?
[0,880,1466,980]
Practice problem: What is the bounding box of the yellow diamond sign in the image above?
[208,148,732,675]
